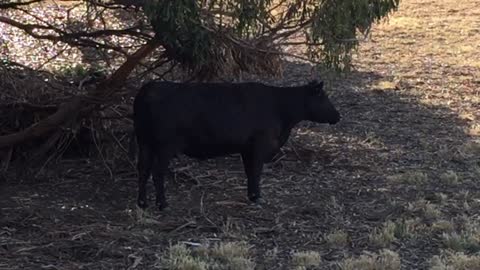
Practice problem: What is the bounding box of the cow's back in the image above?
[140,82,280,136]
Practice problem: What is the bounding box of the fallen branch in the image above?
[0,37,161,148]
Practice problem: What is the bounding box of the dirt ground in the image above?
[1,0,479,269]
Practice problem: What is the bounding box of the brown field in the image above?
[1,0,479,269]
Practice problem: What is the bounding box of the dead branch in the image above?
[87,0,145,9]
[0,0,43,9]
[0,103,58,112]
[0,15,142,54]
[0,37,161,148]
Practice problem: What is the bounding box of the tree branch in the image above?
[0,37,161,148]
[0,0,43,9]
[87,0,144,8]
[0,16,145,54]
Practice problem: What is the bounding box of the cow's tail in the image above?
[129,85,154,161]
[127,128,137,161]
[125,113,137,161]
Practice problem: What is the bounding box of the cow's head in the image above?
[305,80,341,125]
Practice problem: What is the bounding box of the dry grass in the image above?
[407,200,442,221]
[387,171,429,185]
[432,220,455,233]
[442,216,480,253]
[368,218,417,248]
[158,242,255,270]
[160,244,208,270]
[439,171,460,186]
[325,229,349,248]
[453,141,480,163]
[133,206,163,225]
[407,199,442,221]
[467,124,480,137]
[339,249,401,270]
[356,0,480,132]
[392,218,418,239]
[291,250,322,270]
[429,252,480,270]
[369,221,397,248]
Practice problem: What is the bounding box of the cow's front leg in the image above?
[241,135,278,204]
[241,150,263,203]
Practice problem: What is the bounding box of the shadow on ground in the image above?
[1,59,478,269]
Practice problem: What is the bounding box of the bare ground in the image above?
[1,0,479,269]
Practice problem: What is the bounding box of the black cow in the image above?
[132,80,341,210]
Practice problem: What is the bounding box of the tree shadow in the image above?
[274,61,478,192]
[1,56,478,269]
[282,60,473,158]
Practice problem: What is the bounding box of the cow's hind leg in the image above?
[137,142,153,209]
[241,150,266,205]
[152,145,177,210]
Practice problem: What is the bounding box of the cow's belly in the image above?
[182,143,245,159]
[178,124,289,160]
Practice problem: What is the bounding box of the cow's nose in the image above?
[330,114,341,124]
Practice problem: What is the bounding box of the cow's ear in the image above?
[316,81,324,90]
[308,80,324,96]
[308,80,319,86]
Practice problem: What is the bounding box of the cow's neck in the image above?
[277,95,306,127]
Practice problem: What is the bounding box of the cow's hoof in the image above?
[254,197,266,205]
[156,201,169,211]
[248,195,265,205]
[137,199,148,209]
